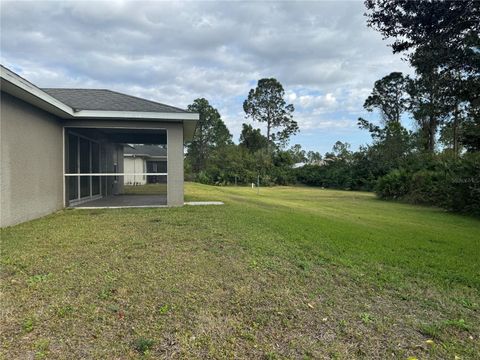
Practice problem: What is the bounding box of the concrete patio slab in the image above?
[71,194,167,209]
[185,201,224,206]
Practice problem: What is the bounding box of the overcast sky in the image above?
[1,0,412,153]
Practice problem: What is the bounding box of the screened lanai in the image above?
[65,127,168,208]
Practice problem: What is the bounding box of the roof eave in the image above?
[1,66,75,118]
[74,110,199,142]
[73,110,199,121]
[1,65,199,141]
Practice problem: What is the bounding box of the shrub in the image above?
[375,169,411,199]
[195,171,211,185]
[445,153,480,215]
[407,169,443,204]
[376,153,480,215]
[270,166,296,185]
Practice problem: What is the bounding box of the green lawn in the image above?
[1,183,479,359]
[124,183,167,195]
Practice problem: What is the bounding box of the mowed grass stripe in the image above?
[187,184,479,290]
[1,182,479,359]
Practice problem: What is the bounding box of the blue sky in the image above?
[0,0,413,154]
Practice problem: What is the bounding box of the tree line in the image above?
[185,0,479,215]
[185,78,307,186]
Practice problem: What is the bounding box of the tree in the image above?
[358,72,413,162]
[462,109,480,152]
[288,144,307,164]
[332,141,352,161]
[243,78,298,148]
[306,151,322,164]
[186,98,232,173]
[364,0,480,78]
[239,123,269,152]
[364,0,480,153]
[407,71,448,152]
[362,72,410,126]
[438,71,468,156]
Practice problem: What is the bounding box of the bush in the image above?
[375,169,411,199]
[444,153,480,214]
[270,166,296,185]
[295,165,325,186]
[195,171,211,185]
[376,153,480,215]
[407,169,443,204]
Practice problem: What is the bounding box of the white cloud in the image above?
[296,114,357,132]
[294,93,337,110]
[0,0,411,149]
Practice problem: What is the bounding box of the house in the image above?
[292,159,329,168]
[0,65,198,227]
[124,144,167,185]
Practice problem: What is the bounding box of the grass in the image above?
[124,183,167,195]
[1,182,479,359]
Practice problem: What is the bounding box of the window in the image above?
[91,142,100,195]
[68,134,78,200]
[146,160,167,184]
[66,132,101,203]
[79,138,91,198]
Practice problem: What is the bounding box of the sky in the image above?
[0,0,413,154]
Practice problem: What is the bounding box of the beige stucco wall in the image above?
[0,92,64,227]
[166,123,184,206]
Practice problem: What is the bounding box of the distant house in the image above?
[0,65,198,227]
[124,145,167,185]
[292,159,328,169]
[292,162,307,169]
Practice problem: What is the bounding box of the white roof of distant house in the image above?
[292,162,306,169]
[293,160,328,168]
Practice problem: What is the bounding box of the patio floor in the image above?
[71,194,167,208]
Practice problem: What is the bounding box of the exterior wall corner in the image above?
[166,124,184,206]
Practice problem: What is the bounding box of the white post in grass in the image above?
[257,174,260,195]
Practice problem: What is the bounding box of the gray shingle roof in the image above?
[41,88,189,113]
[124,144,167,157]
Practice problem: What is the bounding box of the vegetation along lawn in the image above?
[1,183,479,359]
[124,184,167,195]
